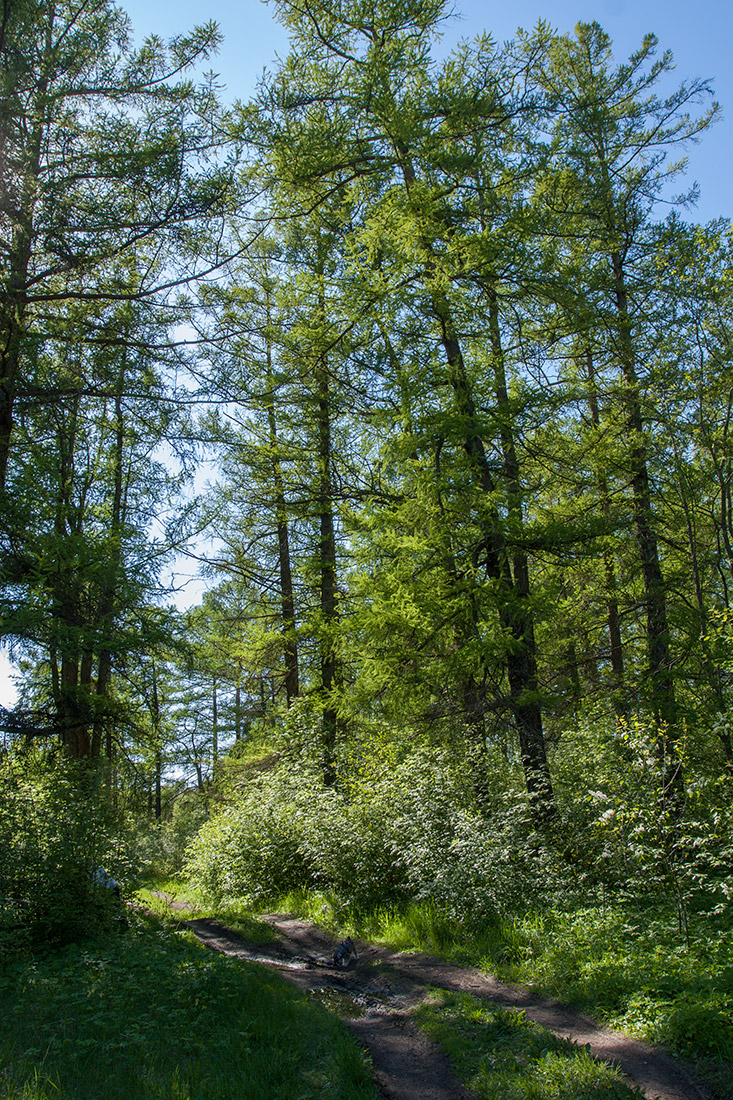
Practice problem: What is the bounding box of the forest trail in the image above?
[159,898,713,1100]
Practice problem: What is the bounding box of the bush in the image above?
[187,765,348,907]
[187,747,566,922]
[0,747,129,955]
[129,790,208,880]
[553,713,733,933]
[384,751,565,924]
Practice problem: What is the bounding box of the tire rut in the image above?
[184,916,474,1100]
[168,903,713,1100]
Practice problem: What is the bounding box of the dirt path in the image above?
[184,914,473,1100]
[158,898,713,1100]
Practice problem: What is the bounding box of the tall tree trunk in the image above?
[0,229,30,494]
[150,658,162,820]
[609,252,682,807]
[431,280,554,814]
[93,373,126,758]
[381,313,490,804]
[316,345,340,787]
[212,675,218,764]
[395,140,554,818]
[434,436,490,809]
[585,349,626,714]
[235,666,242,740]
[0,19,51,492]
[264,299,299,705]
[485,282,554,813]
[611,255,677,728]
[52,391,92,758]
[155,749,162,821]
[434,286,553,812]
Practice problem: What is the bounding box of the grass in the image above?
[136,878,279,944]
[139,876,732,1098]
[269,888,458,949]
[490,904,733,1100]
[260,889,733,1088]
[489,906,733,1059]
[0,907,379,1100]
[414,989,645,1100]
[135,883,651,1100]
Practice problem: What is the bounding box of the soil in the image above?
[156,896,715,1100]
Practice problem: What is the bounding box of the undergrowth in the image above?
[182,733,733,1093]
[493,905,733,1061]
[137,877,279,944]
[0,908,378,1100]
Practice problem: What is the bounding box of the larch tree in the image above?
[248,0,558,815]
[532,22,718,764]
[0,0,237,758]
[2,289,187,758]
[0,0,232,492]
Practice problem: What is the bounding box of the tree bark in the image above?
[264,299,299,705]
[316,340,341,787]
[0,20,51,492]
[92,372,126,758]
[585,349,626,713]
[611,253,676,730]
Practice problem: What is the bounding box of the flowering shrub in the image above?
[187,747,564,921]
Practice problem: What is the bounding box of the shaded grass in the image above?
[492,905,733,1099]
[482,906,733,1069]
[414,989,645,1100]
[0,908,378,1100]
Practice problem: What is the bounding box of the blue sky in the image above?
[0,0,728,705]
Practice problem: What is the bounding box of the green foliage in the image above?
[130,792,209,880]
[493,905,733,1064]
[414,990,645,1099]
[2,3,731,1091]
[187,763,322,905]
[0,912,379,1100]
[0,749,131,956]
[552,713,733,932]
[254,884,732,1073]
[187,745,566,921]
[185,715,733,1072]
[188,751,410,913]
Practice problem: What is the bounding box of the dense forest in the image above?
[1,0,733,1094]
